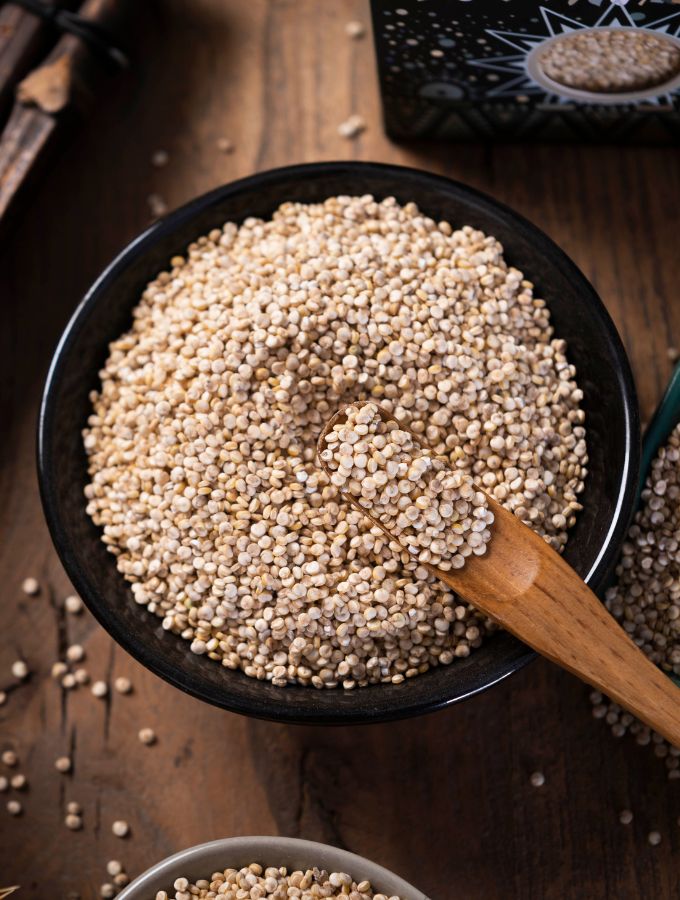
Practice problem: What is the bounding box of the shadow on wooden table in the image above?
[247,657,678,900]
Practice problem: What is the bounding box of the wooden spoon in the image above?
[318,402,680,747]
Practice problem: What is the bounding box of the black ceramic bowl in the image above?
[38,162,639,724]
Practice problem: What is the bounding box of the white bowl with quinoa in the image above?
[116,836,430,900]
[38,162,640,723]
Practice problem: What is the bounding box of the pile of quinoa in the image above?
[540,30,680,94]
[591,423,680,775]
[321,401,493,570]
[156,866,401,900]
[84,195,587,690]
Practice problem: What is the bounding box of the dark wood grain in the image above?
[1,1,679,898]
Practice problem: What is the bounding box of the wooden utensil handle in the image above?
[437,499,680,748]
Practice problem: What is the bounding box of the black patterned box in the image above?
[370,0,680,141]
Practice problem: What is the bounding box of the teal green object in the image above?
[638,360,680,689]
[639,361,680,508]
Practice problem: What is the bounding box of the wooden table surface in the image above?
[1,2,679,897]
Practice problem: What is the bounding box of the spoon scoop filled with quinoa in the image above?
[319,400,494,571]
[83,194,587,691]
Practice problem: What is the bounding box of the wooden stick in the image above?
[0,1,78,122]
[0,0,129,228]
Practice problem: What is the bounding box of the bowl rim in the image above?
[37,160,640,724]
[116,835,431,900]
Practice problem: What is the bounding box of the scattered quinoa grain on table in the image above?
[151,149,169,167]
[92,681,108,698]
[6,800,21,816]
[529,771,545,787]
[591,423,680,775]
[83,195,587,690]
[147,193,168,218]
[619,809,634,825]
[64,813,82,831]
[10,661,28,681]
[9,774,26,790]
[21,577,39,596]
[138,727,156,746]
[1,751,17,768]
[157,866,403,899]
[64,593,83,614]
[345,19,365,39]
[62,673,77,690]
[114,677,132,695]
[322,401,493,569]
[337,113,366,138]
[66,644,85,663]
[0,777,8,792]
[112,819,130,838]
[55,756,72,773]
[51,661,68,680]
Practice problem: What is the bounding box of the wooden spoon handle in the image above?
[436,498,680,748]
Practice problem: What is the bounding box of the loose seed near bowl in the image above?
[114,677,132,695]
[11,661,28,681]
[21,577,39,596]
[138,728,156,746]
[345,20,365,39]
[530,771,545,787]
[215,137,234,153]
[9,774,26,790]
[106,861,123,876]
[113,873,129,888]
[66,644,85,663]
[1,751,17,767]
[0,777,8,792]
[0,692,6,706]
[147,193,167,217]
[648,831,662,846]
[64,594,83,614]
[55,756,72,774]
[337,113,366,138]
[667,346,679,363]
[151,149,169,167]
[619,809,633,825]
[100,885,115,899]
[51,661,68,680]
[67,801,81,815]
[62,673,77,690]
[74,669,90,685]
[91,681,108,698]
[65,813,82,831]
[6,800,21,816]
[112,819,130,838]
